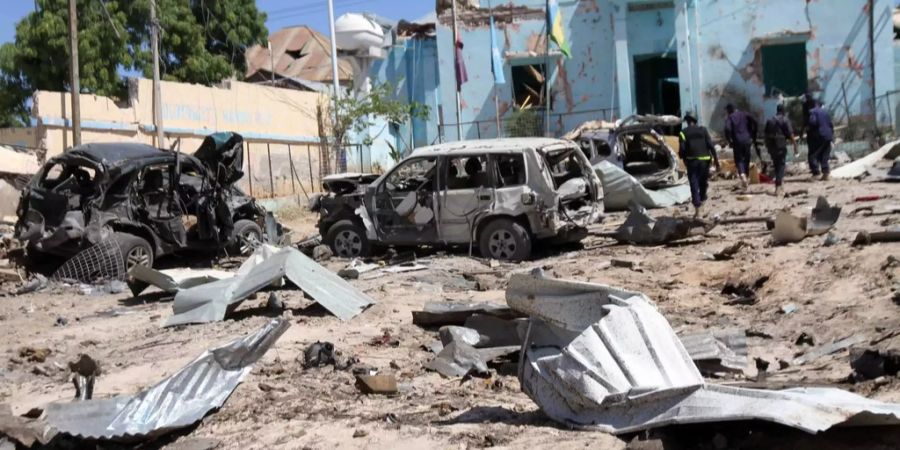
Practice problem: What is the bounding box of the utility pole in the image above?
[326,0,342,171]
[150,0,164,148]
[868,0,877,134]
[67,0,81,147]
[451,0,463,140]
[544,0,551,137]
[268,40,275,84]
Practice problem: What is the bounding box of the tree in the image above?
[0,0,268,126]
[330,83,430,148]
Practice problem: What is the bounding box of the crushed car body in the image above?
[14,133,270,269]
[313,138,603,261]
[565,115,686,189]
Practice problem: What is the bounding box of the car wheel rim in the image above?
[334,230,363,257]
[239,230,261,255]
[126,247,151,270]
[488,229,517,260]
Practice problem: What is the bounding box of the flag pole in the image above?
[492,3,502,137]
[451,0,463,141]
[544,0,551,137]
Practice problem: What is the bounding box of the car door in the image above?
[133,163,187,247]
[436,154,494,244]
[371,156,439,244]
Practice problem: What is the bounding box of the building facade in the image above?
[434,0,896,140]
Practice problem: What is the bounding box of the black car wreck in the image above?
[15,133,268,270]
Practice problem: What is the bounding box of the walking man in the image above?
[764,104,799,196]
[724,104,759,190]
[680,112,720,217]
[807,100,835,180]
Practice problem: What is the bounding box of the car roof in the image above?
[66,143,169,163]
[410,138,573,157]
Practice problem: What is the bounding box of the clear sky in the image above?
[0,0,435,46]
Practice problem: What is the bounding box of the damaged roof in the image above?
[245,25,353,84]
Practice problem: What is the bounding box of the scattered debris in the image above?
[853,229,900,246]
[302,341,337,369]
[8,273,48,296]
[823,232,840,246]
[781,303,798,315]
[354,371,398,395]
[127,266,234,296]
[611,205,715,245]
[610,259,642,271]
[51,240,126,284]
[425,341,518,378]
[855,195,884,203]
[679,329,749,374]
[796,332,816,346]
[69,355,100,400]
[508,270,900,434]
[713,241,749,260]
[772,197,841,244]
[721,274,769,305]
[368,329,400,347]
[164,245,374,327]
[0,404,49,448]
[312,245,333,261]
[43,318,288,441]
[19,347,51,363]
[266,292,283,313]
[831,139,900,178]
[338,259,380,279]
[850,348,900,380]
[792,334,868,365]
[411,302,520,327]
[594,160,690,211]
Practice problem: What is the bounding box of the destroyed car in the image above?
[313,138,603,261]
[565,115,685,188]
[15,133,268,269]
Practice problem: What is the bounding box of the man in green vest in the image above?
[680,112,720,217]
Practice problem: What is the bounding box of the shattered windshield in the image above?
[39,161,99,197]
[384,157,437,192]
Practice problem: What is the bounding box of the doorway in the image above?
[634,54,680,116]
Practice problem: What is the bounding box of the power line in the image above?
[266,0,370,23]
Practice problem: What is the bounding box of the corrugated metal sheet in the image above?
[43,318,289,440]
[164,245,374,327]
[679,329,748,373]
[508,270,900,434]
[246,26,353,83]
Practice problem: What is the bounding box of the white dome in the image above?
[334,13,385,51]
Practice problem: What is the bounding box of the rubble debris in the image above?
[295,234,322,256]
[302,341,337,369]
[832,139,900,179]
[850,348,900,380]
[772,197,841,244]
[507,270,900,434]
[425,341,518,378]
[610,259,642,271]
[338,259,380,279]
[164,245,374,327]
[19,347,51,363]
[266,292,283,313]
[855,195,884,203]
[0,404,50,448]
[368,329,400,347]
[594,160,690,211]
[781,303,798,315]
[792,334,868,365]
[68,355,100,400]
[411,302,521,327]
[853,229,900,246]
[51,240,126,284]
[721,275,769,305]
[127,266,234,296]
[312,244,334,261]
[712,241,749,260]
[354,372,398,395]
[439,326,482,347]
[796,332,816,347]
[43,318,288,441]
[823,232,840,246]
[612,206,714,246]
[679,329,749,374]
[8,273,47,295]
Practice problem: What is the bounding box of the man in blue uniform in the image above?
[764,104,798,196]
[807,100,835,180]
[680,112,720,217]
[724,104,758,190]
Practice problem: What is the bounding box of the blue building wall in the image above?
[430,0,896,142]
[364,35,441,171]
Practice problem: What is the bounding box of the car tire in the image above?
[115,232,154,270]
[326,220,370,258]
[232,220,263,256]
[478,218,532,262]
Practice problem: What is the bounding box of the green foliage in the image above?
[331,82,430,147]
[506,107,541,138]
[0,0,268,126]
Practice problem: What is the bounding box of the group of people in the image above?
[678,94,835,217]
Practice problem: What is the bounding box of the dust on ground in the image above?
[3,169,900,449]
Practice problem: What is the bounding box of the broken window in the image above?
[444,155,490,190]
[493,154,526,187]
[385,157,437,193]
[511,63,548,109]
[761,42,808,97]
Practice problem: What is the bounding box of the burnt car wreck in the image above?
[313,138,603,261]
[15,133,269,270]
[565,115,686,188]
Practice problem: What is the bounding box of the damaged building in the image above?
[430,0,896,140]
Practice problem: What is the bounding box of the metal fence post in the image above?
[247,142,253,197]
[307,144,315,192]
[287,144,296,196]
[266,143,275,198]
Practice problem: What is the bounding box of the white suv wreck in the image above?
[313,138,603,261]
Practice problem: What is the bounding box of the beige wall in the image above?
[31,78,325,197]
[0,127,39,151]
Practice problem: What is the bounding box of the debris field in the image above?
[3,167,900,449]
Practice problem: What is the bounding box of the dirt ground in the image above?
[3,161,900,449]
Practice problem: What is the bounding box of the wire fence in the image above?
[438,108,618,141]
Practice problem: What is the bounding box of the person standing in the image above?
[764,104,799,196]
[724,104,759,190]
[807,100,835,180]
[680,112,720,217]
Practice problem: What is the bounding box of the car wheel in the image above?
[232,220,263,256]
[478,218,532,262]
[115,233,154,270]
[326,220,370,258]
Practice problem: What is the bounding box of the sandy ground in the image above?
[3,162,900,449]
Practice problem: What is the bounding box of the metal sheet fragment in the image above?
[43,318,289,440]
[508,270,900,434]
